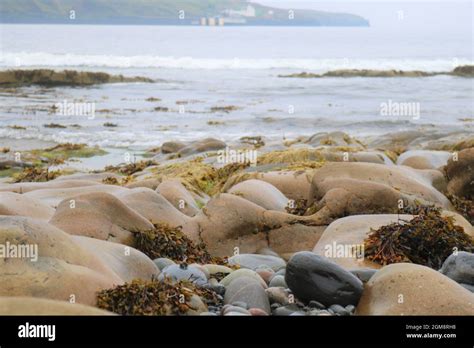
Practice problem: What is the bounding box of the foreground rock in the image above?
[285,251,363,306]
[397,150,451,170]
[445,147,474,198]
[356,263,474,315]
[72,236,160,282]
[439,251,474,286]
[0,216,122,306]
[224,276,271,314]
[313,213,473,270]
[50,192,153,245]
[0,297,114,315]
[0,191,55,220]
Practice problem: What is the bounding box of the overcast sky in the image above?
[255,0,473,33]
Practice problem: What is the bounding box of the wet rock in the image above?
[227,179,289,211]
[224,276,270,314]
[158,264,207,286]
[268,275,287,288]
[228,253,286,271]
[357,263,474,315]
[50,191,154,245]
[439,251,474,285]
[285,251,363,306]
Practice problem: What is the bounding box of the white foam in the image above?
[1,52,471,72]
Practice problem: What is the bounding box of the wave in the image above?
[1,52,472,72]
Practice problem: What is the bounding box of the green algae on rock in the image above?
[364,207,474,269]
[0,69,153,87]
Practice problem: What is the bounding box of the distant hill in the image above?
[0,0,370,26]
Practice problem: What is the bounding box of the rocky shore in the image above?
[0,129,473,315]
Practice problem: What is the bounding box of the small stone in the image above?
[345,304,355,313]
[220,269,267,288]
[249,308,269,316]
[329,304,350,316]
[231,301,248,309]
[223,305,250,315]
[256,267,274,284]
[308,300,325,309]
[158,264,207,286]
[224,311,251,316]
[203,264,233,276]
[272,304,302,316]
[269,275,287,288]
[200,312,217,316]
[228,254,286,271]
[224,276,270,314]
[266,287,291,305]
[439,251,474,285]
[153,258,175,271]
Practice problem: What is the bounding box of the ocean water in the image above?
[0,24,473,151]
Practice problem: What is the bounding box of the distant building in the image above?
[208,17,216,26]
[200,17,207,26]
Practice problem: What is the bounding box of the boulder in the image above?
[118,187,189,227]
[0,191,54,220]
[227,179,290,211]
[0,297,115,315]
[356,263,474,315]
[439,251,474,285]
[397,150,451,170]
[445,147,474,199]
[0,216,122,306]
[156,179,200,216]
[72,236,160,282]
[50,192,153,245]
[285,251,363,306]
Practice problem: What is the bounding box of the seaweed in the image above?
[104,160,157,176]
[96,278,220,316]
[134,223,215,264]
[13,167,60,182]
[364,207,474,269]
[448,194,474,225]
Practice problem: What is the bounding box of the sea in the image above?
[0,24,472,156]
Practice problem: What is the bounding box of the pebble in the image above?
[158,264,207,286]
[228,254,286,271]
[265,287,291,305]
[268,275,287,288]
[220,269,267,288]
[439,251,474,285]
[249,308,269,316]
[231,301,248,309]
[308,300,326,309]
[224,276,270,314]
[153,258,175,271]
[329,304,350,316]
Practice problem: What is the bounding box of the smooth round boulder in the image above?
[356,263,474,315]
[285,251,363,306]
[227,179,290,211]
[0,191,55,220]
[439,251,474,285]
[224,276,271,314]
[0,297,114,315]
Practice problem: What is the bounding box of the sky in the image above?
[255,0,473,33]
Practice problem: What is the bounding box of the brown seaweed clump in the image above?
[96,279,220,316]
[448,194,474,225]
[105,160,157,176]
[134,223,214,264]
[13,167,60,183]
[364,208,474,269]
